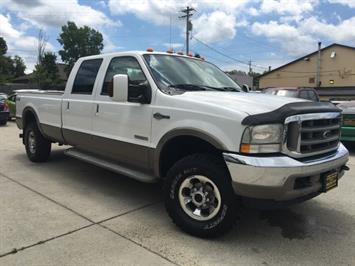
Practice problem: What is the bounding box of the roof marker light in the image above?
[177,51,184,55]
[146,48,154,52]
[166,49,173,54]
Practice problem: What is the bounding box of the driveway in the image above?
[1,122,355,265]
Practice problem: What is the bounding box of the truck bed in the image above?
[16,90,64,136]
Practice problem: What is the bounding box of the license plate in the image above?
[321,170,339,192]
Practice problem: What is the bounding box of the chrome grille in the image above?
[283,112,341,158]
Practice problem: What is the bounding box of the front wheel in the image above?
[24,123,51,162]
[164,153,238,238]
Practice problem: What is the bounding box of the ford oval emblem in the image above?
[322,130,331,139]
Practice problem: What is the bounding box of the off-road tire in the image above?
[24,122,51,162]
[0,119,7,125]
[164,153,237,238]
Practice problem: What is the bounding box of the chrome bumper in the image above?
[223,143,349,201]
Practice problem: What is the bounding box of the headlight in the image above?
[240,124,283,153]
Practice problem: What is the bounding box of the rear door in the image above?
[62,58,103,148]
[92,55,154,171]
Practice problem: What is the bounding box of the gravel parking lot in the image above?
[1,121,355,265]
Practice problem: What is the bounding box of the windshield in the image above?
[143,54,241,92]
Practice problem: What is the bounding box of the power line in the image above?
[192,36,269,70]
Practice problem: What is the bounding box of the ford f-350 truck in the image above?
[16,51,349,237]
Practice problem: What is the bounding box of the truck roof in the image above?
[79,51,205,61]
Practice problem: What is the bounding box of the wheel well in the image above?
[23,110,37,129]
[159,135,222,178]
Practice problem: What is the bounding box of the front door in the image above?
[92,55,153,172]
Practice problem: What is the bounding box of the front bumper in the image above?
[223,143,349,201]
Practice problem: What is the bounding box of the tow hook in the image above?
[341,165,350,171]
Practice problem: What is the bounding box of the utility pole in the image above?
[180,6,195,54]
[248,60,252,74]
[316,42,321,89]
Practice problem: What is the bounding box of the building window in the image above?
[309,77,315,84]
[329,80,334,84]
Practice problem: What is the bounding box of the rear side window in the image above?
[72,59,103,95]
[307,91,318,101]
[299,90,308,99]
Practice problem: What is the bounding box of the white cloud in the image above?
[328,0,355,7]
[0,14,54,73]
[248,7,259,16]
[251,14,355,58]
[162,42,184,49]
[0,14,21,39]
[108,0,252,43]
[108,0,180,25]
[299,16,355,43]
[251,21,315,56]
[108,0,252,25]
[260,0,319,16]
[193,11,236,43]
[102,32,123,53]
[0,0,118,28]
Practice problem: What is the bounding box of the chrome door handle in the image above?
[96,104,99,113]
[153,112,170,120]
[66,101,70,110]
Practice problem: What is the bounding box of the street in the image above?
[0,121,355,265]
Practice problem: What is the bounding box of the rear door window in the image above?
[72,59,103,95]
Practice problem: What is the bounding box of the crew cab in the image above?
[16,51,349,237]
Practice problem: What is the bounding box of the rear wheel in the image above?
[0,119,7,125]
[24,123,51,162]
[164,153,238,238]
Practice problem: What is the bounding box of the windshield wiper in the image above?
[217,86,240,92]
[168,84,240,92]
[168,84,208,91]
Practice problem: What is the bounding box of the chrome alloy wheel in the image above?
[28,131,36,154]
[178,175,222,221]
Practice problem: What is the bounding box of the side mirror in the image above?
[242,84,250,92]
[128,80,151,104]
[111,74,128,102]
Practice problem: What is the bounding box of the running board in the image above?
[64,148,158,183]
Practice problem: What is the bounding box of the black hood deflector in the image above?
[242,101,341,126]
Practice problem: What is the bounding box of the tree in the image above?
[0,37,7,56]
[0,37,26,84]
[57,21,104,73]
[12,55,26,78]
[31,52,60,89]
[37,29,48,64]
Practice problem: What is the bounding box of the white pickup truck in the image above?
[16,51,349,237]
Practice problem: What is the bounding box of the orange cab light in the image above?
[177,51,184,55]
[166,49,173,54]
[188,52,193,57]
[201,57,205,61]
[146,48,154,52]
[240,144,250,153]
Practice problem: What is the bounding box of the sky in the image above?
[0,0,354,74]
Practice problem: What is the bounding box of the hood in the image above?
[176,91,307,116]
